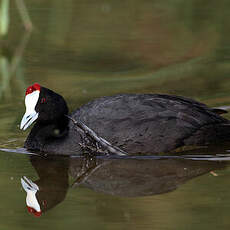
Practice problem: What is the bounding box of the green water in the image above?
[1,0,230,229]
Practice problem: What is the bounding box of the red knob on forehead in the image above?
[25,83,41,96]
[27,206,42,217]
[33,83,40,91]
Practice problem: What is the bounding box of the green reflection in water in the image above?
[0,0,230,229]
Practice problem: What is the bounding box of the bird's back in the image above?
[71,94,230,154]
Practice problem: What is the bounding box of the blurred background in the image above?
[1,0,230,141]
[1,1,230,229]
[1,0,230,140]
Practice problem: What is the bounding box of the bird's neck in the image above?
[24,115,69,151]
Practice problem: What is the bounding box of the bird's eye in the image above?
[42,200,47,207]
[41,98,46,103]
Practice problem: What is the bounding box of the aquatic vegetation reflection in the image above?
[0,0,32,100]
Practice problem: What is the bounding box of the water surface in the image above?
[1,1,230,229]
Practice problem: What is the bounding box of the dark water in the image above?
[1,0,230,229]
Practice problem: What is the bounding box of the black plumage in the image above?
[23,86,230,155]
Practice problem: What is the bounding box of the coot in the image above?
[20,83,230,155]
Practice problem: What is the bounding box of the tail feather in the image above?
[184,123,230,146]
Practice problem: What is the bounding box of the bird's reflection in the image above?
[21,155,227,217]
[21,176,41,217]
[21,156,69,217]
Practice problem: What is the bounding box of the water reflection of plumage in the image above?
[21,155,226,216]
[69,157,225,196]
